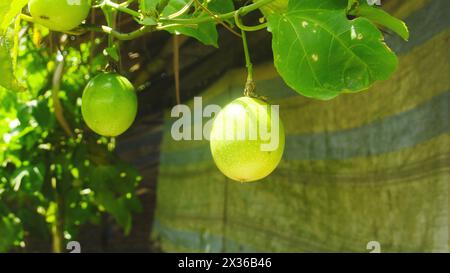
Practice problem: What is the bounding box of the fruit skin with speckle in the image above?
[82,73,137,137]
[210,97,285,182]
[29,0,91,32]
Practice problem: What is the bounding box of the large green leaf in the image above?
[0,1,28,92]
[0,0,28,34]
[161,0,234,47]
[267,0,398,100]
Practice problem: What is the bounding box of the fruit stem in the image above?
[240,27,256,97]
[102,1,122,73]
[19,14,35,24]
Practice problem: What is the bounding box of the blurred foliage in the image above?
[0,24,142,252]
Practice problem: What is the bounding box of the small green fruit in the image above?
[81,73,137,137]
[29,0,91,32]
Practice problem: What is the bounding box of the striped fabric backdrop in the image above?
[151,0,450,252]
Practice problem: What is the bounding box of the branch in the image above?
[120,0,137,8]
[52,53,73,137]
[21,0,274,40]
[193,0,241,38]
[95,0,274,40]
[159,0,274,25]
[104,0,140,18]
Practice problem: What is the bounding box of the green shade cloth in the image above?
[152,0,450,252]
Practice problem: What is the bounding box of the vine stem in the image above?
[167,0,194,19]
[89,9,96,66]
[119,0,136,8]
[193,0,241,38]
[20,0,274,40]
[160,0,274,25]
[104,0,140,18]
[95,0,274,39]
[234,9,268,32]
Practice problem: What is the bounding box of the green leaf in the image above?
[139,0,169,25]
[140,0,169,16]
[139,17,158,26]
[0,211,23,252]
[96,191,132,234]
[0,0,28,92]
[32,99,54,129]
[12,16,21,71]
[161,0,234,47]
[0,36,24,92]
[140,0,160,14]
[206,0,235,16]
[349,3,409,41]
[0,0,29,34]
[103,45,120,62]
[253,0,288,17]
[267,0,398,100]
[89,165,142,234]
[347,0,359,12]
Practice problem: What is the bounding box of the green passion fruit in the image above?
[29,0,91,32]
[81,73,137,137]
[210,97,285,182]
